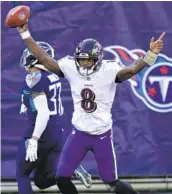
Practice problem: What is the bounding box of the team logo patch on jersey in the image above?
[104,46,172,113]
[26,72,42,88]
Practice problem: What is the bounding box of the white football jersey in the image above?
[58,56,123,135]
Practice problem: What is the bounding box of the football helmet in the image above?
[20,41,55,71]
[74,38,103,76]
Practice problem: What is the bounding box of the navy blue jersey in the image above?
[21,70,63,142]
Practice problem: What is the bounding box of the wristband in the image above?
[143,50,158,65]
[20,30,31,39]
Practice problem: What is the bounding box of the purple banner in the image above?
[1,1,172,178]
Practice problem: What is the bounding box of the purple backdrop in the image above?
[1,1,172,179]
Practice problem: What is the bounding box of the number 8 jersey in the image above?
[58,56,123,135]
[21,70,64,141]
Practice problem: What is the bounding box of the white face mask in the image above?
[76,59,103,77]
[77,65,95,76]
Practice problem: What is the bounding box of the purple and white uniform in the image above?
[57,56,122,182]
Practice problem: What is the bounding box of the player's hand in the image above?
[25,138,38,162]
[150,32,165,54]
[16,23,28,33]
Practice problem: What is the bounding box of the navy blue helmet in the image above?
[74,38,103,76]
[20,41,54,71]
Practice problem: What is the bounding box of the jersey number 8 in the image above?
[81,88,97,113]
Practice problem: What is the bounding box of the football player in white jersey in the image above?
[14,22,164,194]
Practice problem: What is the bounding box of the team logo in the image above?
[104,46,172,113]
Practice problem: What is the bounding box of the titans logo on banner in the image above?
[104,46,172,113]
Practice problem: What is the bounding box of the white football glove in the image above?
[25,139,38,162]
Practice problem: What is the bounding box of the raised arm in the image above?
[116,32,165,83]
[16,24,61,75]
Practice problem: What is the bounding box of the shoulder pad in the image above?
[25,72,42,88]
[47,73,60,83]
[105,59,125,67]
[116,61,125,68]
[58,55,74,62]
[66,55,74,60]
[106,60,116,63]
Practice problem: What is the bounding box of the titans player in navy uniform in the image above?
[16,42,92,194]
